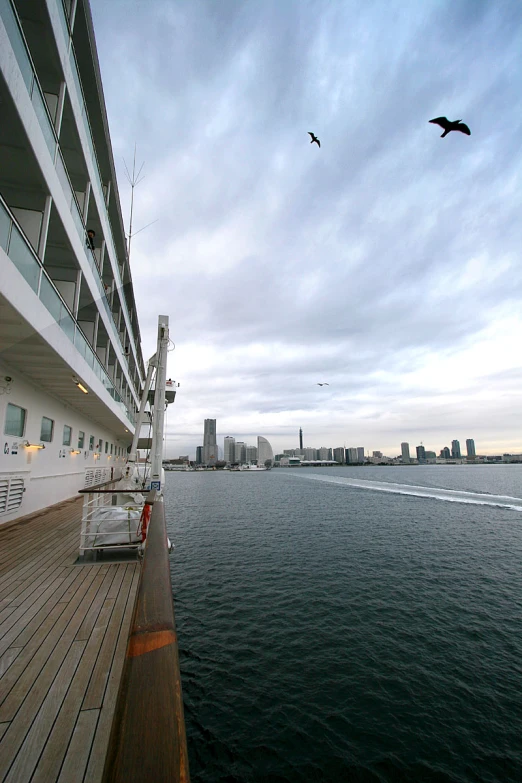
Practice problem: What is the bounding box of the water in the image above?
[165,466,522,782]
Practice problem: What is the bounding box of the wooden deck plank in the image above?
[0,647,22,679]
[2,640,86,783]
[0,570,105,720]
[0,497,142,782]
[84,564,141,783]
[0,567,82,658]
[58,709,99,783]
[82,565,134,711]
[74,566,118,642]
[0,575,67,643]
[31,600,116,783]
[0,529,79,592]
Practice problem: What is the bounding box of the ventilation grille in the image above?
[84,467,112,489]
[0,475,25,516]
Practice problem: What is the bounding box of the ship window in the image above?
[63,425,72,446]
[40,417,54,442]
[105,441,108,454]
[110,443,113,455]
[89,435,94,451]
[5,404,26,437]
[78,431,85,449]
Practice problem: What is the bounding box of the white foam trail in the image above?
[289,473,522,512]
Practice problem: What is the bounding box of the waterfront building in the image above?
[466,438,476,457]
[372,451,383,459]
[451,439,461,459]
[333,447,345,464]
[357,447,365,463]
[401,442,410,463]
[304,448,316,460]
[318,447,329,460]
[257,436,274,466]
[440,447,450,459]
[224,435,235,464]
[246,445,258,463]
[235,441,246,464]
[416,445,426,462]
[196,446,203,464]
[347,447,359,464]
[203,418,217,465]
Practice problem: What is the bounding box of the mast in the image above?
[150,315,170,492]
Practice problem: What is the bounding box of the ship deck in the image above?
[0,497,140,783]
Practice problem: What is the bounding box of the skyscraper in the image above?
[440,447,450,459]
[224,436,235,464]
[333,447,345,464]
[203,419,217,465]
[299,428,303,450]
[196,446,203,465]
[258,436,274,466]
[401,442,410,463]
[451,440,461,459]
[357,447,365,463]
[235,441,246,464]
[416,445,426,462]
[466,439,476,457]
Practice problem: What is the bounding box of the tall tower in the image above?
[401,442,410,463]
[224,436,235,464]
[451,439,461,459]
[203,419,217,465]
[466,439,476,457]
[299,428,303,450]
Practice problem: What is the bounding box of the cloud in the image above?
[91,0,522,456]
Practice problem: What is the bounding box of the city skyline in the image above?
[172,423,494,462]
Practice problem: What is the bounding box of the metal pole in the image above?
[150,315,169,491]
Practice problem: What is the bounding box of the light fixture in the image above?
[21,440,45,450]
[73,377,88,394]
[70,449,81,455]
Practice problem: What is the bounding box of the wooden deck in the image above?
[0,497,140,783]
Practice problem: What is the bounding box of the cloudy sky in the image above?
[91,0,522,458]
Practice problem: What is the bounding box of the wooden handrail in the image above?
[101,496,189,782]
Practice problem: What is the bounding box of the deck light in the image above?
[70,449,81,455]
[21,441,45,450]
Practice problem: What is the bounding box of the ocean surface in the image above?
[164,465,522,783]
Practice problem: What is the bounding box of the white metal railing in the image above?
[79,486,145,554]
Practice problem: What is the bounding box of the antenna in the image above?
[123,144,158,261]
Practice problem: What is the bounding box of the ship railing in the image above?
[78,478,150,556]
[102,492,190,782]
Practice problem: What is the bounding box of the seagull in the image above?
[316,383,329,386]
[308,132,320,147]
[429,117,471,138]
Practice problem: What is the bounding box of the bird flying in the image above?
[308,132,320,147]
[429,117,471,138]
[316,383,329,386]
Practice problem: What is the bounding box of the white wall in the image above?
[0,359,131,525]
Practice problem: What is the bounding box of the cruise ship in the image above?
[0,0,144,525]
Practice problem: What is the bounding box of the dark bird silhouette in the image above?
[316,383,329,386]
[429,117,471,138]
[308,132,320,147]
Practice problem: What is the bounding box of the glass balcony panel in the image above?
[55,154,74,210]
[9,226,40,292]
[0,202,11,251]
[31,85,57,158]
[1,0,34,92]
[59,310,75,342]
[39,274,63,321]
